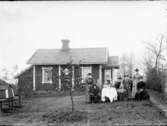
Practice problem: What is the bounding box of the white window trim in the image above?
[42,67,53,84]
[99,65,102,84]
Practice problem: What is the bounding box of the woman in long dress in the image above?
[132,68,141,98]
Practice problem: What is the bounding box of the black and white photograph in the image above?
[0,1,167,126]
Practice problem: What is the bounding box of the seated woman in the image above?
[135,76,149,101]
[89,83,101,103]
[101,80,117,103]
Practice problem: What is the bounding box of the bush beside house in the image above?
[146,68,166,93]
[164,69,167,95]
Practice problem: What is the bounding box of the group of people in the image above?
[85,68,150,104]
[116,68,149,101]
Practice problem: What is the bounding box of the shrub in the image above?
[146,68,166,93]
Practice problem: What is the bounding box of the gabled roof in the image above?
[105,56,119,68]
[27,48,108,65]
[15,65,32,78]
[0,79,10,89]
[0,79,7,85]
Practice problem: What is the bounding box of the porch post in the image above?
[72,65,75,90]
[112,68,114,84]
[33,65,36,91]
[99,65,102,85]
[81,66,83,83]
[112,68,118,84]
[58,65,61,90]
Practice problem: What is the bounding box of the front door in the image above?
[104,69,112,83]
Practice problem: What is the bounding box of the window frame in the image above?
[42,67,53,84]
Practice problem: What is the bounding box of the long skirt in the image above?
[132,81,137,98]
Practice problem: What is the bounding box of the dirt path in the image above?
[149,90,167,117]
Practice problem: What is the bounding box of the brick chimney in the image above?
[61,39,70,51]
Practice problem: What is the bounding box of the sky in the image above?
[0,2,167,74]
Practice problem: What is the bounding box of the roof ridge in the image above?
[36,47,107,50]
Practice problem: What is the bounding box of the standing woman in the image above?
[85,73,94,103]
[132,68,141,99]
[122,75,131,100]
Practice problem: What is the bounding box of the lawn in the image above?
[0,94,167,126]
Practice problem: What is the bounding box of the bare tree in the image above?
[120,53,134,77]
[63,57,83,112]
[144,34,167,92]
[145,35,167,71]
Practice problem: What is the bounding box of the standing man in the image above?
[132,68,141,99]
[85,73,94,103]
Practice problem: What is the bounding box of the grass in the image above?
[0,94,167,125]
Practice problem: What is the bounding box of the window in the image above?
[42,67,53,84]
[81,66,92,83]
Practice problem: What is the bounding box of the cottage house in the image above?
[16,40,119,92]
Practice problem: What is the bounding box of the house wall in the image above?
[92,65,99,83]
[35,65,59,91]
[35,64,101,91]
[35,65,80,91]
[18,64,104,92]
[18,67,33,97]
